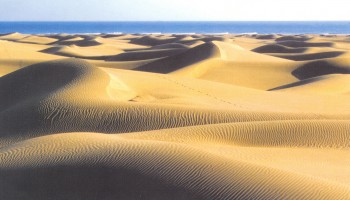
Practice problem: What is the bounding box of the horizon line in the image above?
[1,20,350,22]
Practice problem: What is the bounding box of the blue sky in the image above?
[0,0,349,21]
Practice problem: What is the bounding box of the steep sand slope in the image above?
[269,74,350,94]
[0,32,28,41]
[0,40,64,76]
[17,35,58,45]
[165,41,298,89]
[0,34,350,200]
[107,48,187,61]
[42,44,125,59]
[135,42,222,73]
[266,51,345,61]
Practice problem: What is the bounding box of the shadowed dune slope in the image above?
[0,40,64,76]
[276,40,334,48]
[135,42,221,73]
[269,74,350,94]
[107,48,187,61]
[254,34,277,40]
[267,51,345,61]
[150,43,190,49]
[275,35,311,42]
[0,59,96,110]
[17,35,58,45]
[292,59,350,79]
[253,44,308,53]
[167,41,296,89]
[53,38,103,47]
[130,35,178,46]
[136,40,290,78]
[0,32,28,41]
[41,45,124,60]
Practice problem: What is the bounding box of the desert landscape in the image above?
[0,32,349,199]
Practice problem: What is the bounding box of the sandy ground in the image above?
[0,32,349,200]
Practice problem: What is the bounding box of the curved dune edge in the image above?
[1,127,349,200]
[266,51,345,61]
[1,58,350,143]
[269,74,350,94]
[1,34,350,199]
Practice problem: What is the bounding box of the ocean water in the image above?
[0,21,350,34]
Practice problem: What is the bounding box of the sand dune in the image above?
[0,32,28,41]
[267,51,346,61]
[293,59,350,79]
[130,35,178,46]
[183,40,206,48]
[135,41,221,73]
[0,40,64,76]
[253,44,309,53]
[275,35,311,42]
[41,45,124,59]
[254,34,277,39]
[269,74,350,94]
[61,38,103,47]
[17,35,58,45]
[52,36,85,44]
[107,48,187,61]
[0,34,350,200]
[150,43,190,49]
[276,40,334,48]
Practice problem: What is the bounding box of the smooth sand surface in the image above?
[0,33,349,200]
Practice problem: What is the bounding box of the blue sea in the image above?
[0,21,350,34]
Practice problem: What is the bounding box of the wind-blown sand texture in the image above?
[0,33,349,200]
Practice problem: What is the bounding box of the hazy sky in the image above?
[0,0,349,21]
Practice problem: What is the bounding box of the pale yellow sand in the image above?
[0,34,349,200]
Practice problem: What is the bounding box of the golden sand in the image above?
[0,33,349,200]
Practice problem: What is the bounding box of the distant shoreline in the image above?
[2,33,350,36]
[1,21,350,34]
